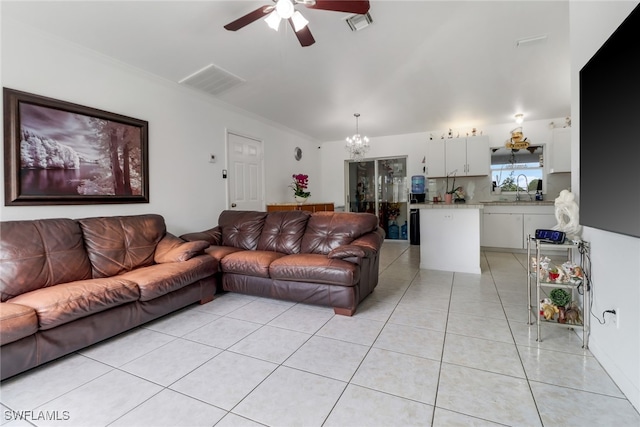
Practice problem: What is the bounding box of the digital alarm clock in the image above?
[534,229,566,244]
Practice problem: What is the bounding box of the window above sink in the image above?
[490,145,544,193]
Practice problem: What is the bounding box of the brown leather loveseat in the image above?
[181,210,385,316]
[0,214,216,380]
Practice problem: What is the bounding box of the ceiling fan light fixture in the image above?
[275,0,295,19]
[291,11,309,32]
[265,11,282,31]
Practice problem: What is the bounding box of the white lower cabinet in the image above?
[482,206,556,250]
[523,213,556,245]
[482,213,523,249]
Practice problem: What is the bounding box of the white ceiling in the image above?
[2,1,571,142]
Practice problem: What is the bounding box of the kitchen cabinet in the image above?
[425,136,489,178]
[523,213,556,245]
[445,135,490,176]
[482,213,523,248]
[549,127,571,173]
[425,139,446,177]
[465,136,491,175]
[481,205,556,250]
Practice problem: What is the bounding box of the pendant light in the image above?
[345,113,370,160]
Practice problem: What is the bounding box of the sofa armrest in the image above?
[350,228,385,252]
[328,244,374,265]
[180,226,221,245]
[328,228,384,265]
[328,245,366,259]
[154,233,210,263]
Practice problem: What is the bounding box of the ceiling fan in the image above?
[224,0,370,47]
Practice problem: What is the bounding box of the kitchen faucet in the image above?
[516,174,532,201]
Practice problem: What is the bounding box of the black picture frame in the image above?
[3,88,149,206]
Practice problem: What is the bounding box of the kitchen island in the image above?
[414,202,484,274]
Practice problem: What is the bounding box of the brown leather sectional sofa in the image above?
[181,210,385,316]
[0,214,216,380]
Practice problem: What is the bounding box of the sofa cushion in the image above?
[257,211,310,254]
[219,211,268,250]
[0,219,92,301]
[154,233,209,263]
[119,255,217,301]
[221,250,287,278]
[9,278,140,330]
[78,214,166,278]
[301,212,379,255]
[204,245,245,270]
[269,254,360,287]
[0,303,38,345]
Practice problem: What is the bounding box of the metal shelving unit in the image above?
[527,236,590,348]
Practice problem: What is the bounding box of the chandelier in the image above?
[345,113,370,160]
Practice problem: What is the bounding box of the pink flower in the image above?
[290,173,310,197]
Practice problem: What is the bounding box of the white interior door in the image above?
[227,132,264,211]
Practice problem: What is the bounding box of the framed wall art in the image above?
[3,88,149,205]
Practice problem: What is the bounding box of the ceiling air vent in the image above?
[346,12,373,32]
[179,64,245,96]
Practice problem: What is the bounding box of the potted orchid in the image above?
[290,173,310,202]
[445,171,462,204]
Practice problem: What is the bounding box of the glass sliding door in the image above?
[377,158,408,240]
[347,160,376,213]
[346,156,408,240]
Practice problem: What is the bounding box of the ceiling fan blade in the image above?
[288,18,315,47]
[306,0,370,14]
[224,5,272,31]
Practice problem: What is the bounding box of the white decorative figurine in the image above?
[553,189,581,240]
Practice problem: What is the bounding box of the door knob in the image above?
[231,203,237,208]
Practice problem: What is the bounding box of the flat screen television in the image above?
[580,4,640,239]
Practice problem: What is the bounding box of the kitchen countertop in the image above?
[477,200,554,206]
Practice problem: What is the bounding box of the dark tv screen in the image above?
[580,4,640,238]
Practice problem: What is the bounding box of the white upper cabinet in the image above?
[445,135,490,176]
[426,135,489,178]
[465,136,490,176]
[426,139,446,178]
[549,127,571,173]
[445,138,467,175]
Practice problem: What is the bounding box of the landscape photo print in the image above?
[3,88,149,205]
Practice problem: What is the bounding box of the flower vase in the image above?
[294,195,308,204]
[444,193,453,204]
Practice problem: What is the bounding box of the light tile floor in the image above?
[2,243,639,426]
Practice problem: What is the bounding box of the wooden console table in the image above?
[267,203,334,213]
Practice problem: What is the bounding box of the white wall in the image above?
[570,1,640,411]
[0,18,319,235]
[320,132,426,208]
[320,117,571,206]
